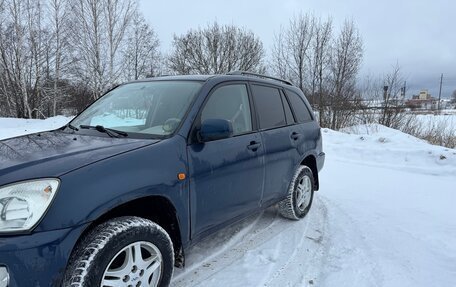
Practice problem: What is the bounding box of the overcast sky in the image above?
[139,0,455,98]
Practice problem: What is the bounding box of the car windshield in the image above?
[70,81,203,138]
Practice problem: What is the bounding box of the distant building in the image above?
[419,90,432,100]
[406,90,439,110]
[439,99,452,110]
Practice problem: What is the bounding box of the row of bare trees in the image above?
[271,14,363,130]
[357,64,409,129]
[1,6,367,129]
[0,0,160,118]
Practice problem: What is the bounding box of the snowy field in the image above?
[0,117,455,286]
[415,113,456,132]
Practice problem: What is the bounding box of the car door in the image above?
[187,83,264,238]
[250,84,302,205]
[285,89,319,153]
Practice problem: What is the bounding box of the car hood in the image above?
[0,131,159,185]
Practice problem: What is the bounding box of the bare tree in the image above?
[8,0,34,118]
[0,0,11,116]
[105,0,134,83]
[309,17,332,123]
[1,0,76,118]
[70,0,106,99]
[70,0,136,99]
[326,20,363,130]
[378,63,406,127]
[48,0,70,116]
[451,90,456,105]
[169,22,265,74]
[271,13,315,92]
[270,29,288,79]
[25,0,48,118]
[0,0,162,118]
[0,0,50,118]
[271,16,363,129]
[122,11,160,80]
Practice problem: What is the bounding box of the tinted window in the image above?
[251,85,286,129]
[281,92,295,125]
[201,84,252,135]
[287,90,313,122]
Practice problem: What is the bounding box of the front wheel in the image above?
[63,216,174,287]
[278,165,315,220]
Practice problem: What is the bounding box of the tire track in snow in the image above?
[262,196,329,287]
[171,208,284,286]
[171,211,267,283]
[171,196,329,287]
[317,195,384,287]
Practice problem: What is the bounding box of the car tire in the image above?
[63,216,174,287]
[278,165,315,220]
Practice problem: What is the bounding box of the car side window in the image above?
[281,92,295,125]
[287,90,313,122]
[251,85,286,129]
[201,84,252,135]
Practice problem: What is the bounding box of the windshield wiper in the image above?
[79,125,128,138]
[66,123,79,131]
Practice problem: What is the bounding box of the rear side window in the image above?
[287,90,313,122]
[251,85,286,129]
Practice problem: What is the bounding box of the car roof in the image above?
[130,74,300,91]
[132,74,215,82]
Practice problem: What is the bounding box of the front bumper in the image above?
[0,223,88,287]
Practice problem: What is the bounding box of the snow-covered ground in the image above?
[415,113,456,133]
[0,116,70,140]
[1,117,455,286]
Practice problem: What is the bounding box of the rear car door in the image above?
[188,83,264,238]
[250,84,303,205]
[285,89,319,154]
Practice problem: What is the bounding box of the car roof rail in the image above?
[226,71,293,86]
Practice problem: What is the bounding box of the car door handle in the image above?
[291,132,301,140]
[247,141,261,151]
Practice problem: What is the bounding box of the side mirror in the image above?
[198,119,233,142]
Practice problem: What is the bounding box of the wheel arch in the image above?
[71,195,185,268]
[300,154,319,191]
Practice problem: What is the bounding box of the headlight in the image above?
[0,179,59,233]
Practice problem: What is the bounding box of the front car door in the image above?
[187,83,264,239]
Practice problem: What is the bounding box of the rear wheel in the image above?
[63,216,174,287]
[278,166,314,220]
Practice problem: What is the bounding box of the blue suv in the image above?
[0,72,324,287]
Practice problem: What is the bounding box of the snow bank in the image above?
[325,123,456,176]
[0,116,71,140]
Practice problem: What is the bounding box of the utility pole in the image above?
[438,73,443,112]
[403,81,407,98]
[400,81,407,105]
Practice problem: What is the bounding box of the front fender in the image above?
[35,136,190,245]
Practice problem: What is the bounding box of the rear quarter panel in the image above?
[297,120,322,162]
